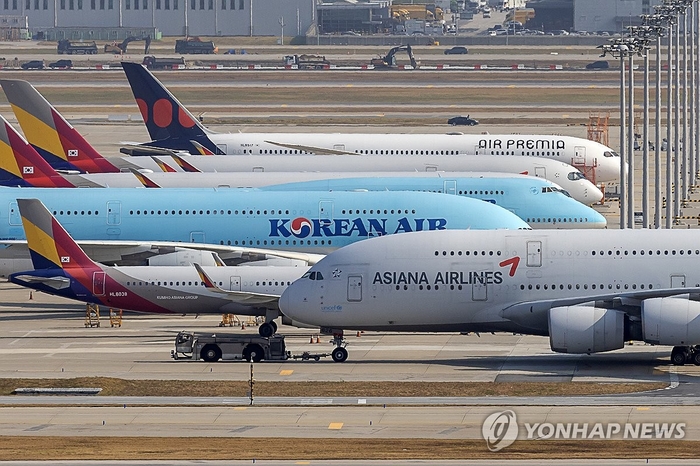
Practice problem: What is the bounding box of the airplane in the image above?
[9,198,309,338]
[279,228,700,364]
[0,79,161,174]
[0,129,605,228]
[120,61,622,182]
[0,79,603,203]
[0,186,530,277]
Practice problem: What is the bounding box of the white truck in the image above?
[172,331,290,362]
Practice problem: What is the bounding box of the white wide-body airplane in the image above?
[280,229,700,365]
[120,62,623,183]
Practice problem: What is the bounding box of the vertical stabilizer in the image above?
[0,79,120,173]
[17,198,97,272]
[0,115,75,187]
[121,62,223,155]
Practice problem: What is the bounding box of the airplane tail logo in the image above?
[0,114,75,187]
[17,198,98,273]
[120,62,223,155]
[0,79,120,173]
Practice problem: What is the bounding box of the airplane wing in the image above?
[118,143,189,157]
[194,263,280,305]
[263,140,358,156]
[11,274,71,290]
[0,240,325,267]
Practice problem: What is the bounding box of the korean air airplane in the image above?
[280,229,700,365]
[120,61,622,182]
[0,79,602,203]
[0,186,529,277]
[10,199,308,338]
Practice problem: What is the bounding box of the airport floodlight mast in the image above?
[598,0,699,230]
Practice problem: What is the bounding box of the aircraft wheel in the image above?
[692,351,700,366]
[270,321,278,333]
[332,347,348,363]
[671,346,687,366]
[259,323,275,338]
[246,344,264,362]
[201,344,221,362]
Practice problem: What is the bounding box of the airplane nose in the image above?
[279,287,291,316]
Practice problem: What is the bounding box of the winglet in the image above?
[170,154,202,173]
[0,114,75,187]
[194,262,221,290]
[17,198,97,271]
[191,140,216,156]
[150,156,177,172]
[128,167,161,188]
[0,79,120,173]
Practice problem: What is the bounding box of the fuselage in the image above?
[11,264,308,316]
[200,132,621,183]
[280,229,700,334]
[137,154,603,205]
[0,186,529,249]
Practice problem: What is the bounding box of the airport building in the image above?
[573,0,663,33]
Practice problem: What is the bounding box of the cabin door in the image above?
[671,274,686,288]
[106,201,121,225]
[534,167,546,179]
[319,200,334,227]
[347,275,362,302]
[526,241,542,267]
[573,146,586,166]
[443,180,457,195]
[230,276,241,291]
[8,201,20,225]
[92,271,105,296]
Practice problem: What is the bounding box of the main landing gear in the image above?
[670,345,700,366]
[258,320,278,338]
[330,330,348,363]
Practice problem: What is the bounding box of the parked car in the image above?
[585,60,609,70]
[448,115,479,126]
[48,59,73,69]
[21,60,44,70]
[444,46,469,55]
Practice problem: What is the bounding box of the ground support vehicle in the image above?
[172,331,290,362]
[142,56,186,70]
[175,38,217,54]
[171,331,335,362]
[57,40,98,54]
[283,54,330,70]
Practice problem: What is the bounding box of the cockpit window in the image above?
[301,272,312,279]
[567,171,586,181]
[303,271,325,281]
[603,151,619,158]
[316,272,324,280]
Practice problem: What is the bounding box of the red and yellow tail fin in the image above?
[17,198,97,272]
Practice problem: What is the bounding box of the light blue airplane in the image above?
[259,174,606,229]
[0,186,529,276]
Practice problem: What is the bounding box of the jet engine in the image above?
[548,303,625,354]
[642,295,700,345]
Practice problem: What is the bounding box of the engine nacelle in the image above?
[548,303,625,354]
[642,295,700,345]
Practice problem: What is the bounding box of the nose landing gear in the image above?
[670,345,700,366]
[330,330,348,363]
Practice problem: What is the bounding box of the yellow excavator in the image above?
[104,36,152,54]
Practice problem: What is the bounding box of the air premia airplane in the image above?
[10,199,308,340]
[120,62,622,183]
[280,229,700,365]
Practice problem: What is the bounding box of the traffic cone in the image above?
[315,336,320,344]
[309,336,314,344]
[29,291,33,300]
[356,331,361,337]
[241,322,245,330]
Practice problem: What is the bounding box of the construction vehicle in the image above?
[57,39,98,55]
[172,331,291,362]
[283,54,330,70]
[142,56,185,70]
[175,37,217,54]
[504,8,535,25]
[370,44,417,70]
[104,35,152,54]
